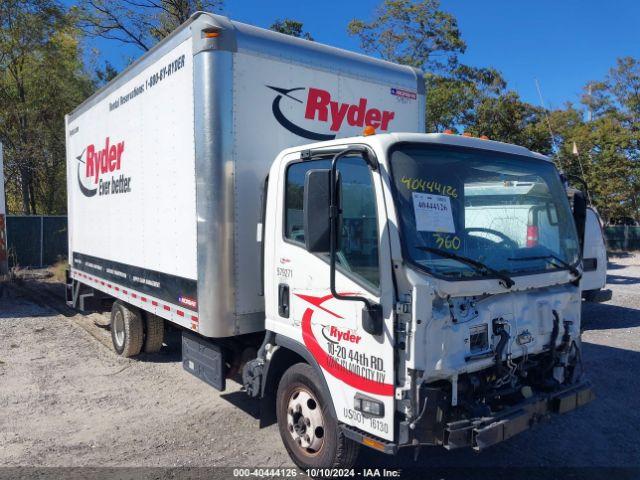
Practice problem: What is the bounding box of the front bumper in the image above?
[444,381,594,451]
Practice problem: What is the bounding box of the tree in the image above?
[348,0,509,134]
[570,58,640,222]
[465,92,552,154]
[606,57,640,126]
[348,0,465,72]
[562,118,639,224]
[78,0,224,53]
[95,60,118,86]
[0,0,93,214]
[425,65,506,132]
[270,19,313,40]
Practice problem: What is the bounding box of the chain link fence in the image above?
[6,215,68,268]
[2,216,637,267]
[604,226,640,251]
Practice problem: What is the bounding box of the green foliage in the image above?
[95,60,118,86]
[0,0,94,214]
[554,112,640,224]
[270,19,313,40]
[466,92,552,154]
[425,65,506,132]
[155,0,224,41]
[0,0,638,224]
[348,0,640,222]
[78,0,224,52]
[348,0,465,72]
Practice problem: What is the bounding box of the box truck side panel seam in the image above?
[193,49,239,338]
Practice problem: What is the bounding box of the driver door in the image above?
[269,151,397,442]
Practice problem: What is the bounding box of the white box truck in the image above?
[66,13,593,469]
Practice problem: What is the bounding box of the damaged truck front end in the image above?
[397,284,594,451]
[388,140,594,452]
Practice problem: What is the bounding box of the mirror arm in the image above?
[328,149,383,336]
[562,173,591,205]
[302,144,378,171]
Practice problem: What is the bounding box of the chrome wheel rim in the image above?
[287,387,325,455]
[113,311,125,347]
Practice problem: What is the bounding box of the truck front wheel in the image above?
[110,301,143,357]
[276,363,359,469]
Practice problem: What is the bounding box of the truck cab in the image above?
[256,131,593,468]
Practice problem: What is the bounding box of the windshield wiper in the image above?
[416,246,515,288]
[508,254,581,277]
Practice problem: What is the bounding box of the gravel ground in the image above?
[1,255,639,474]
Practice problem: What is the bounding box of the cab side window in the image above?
[284,156,380,289]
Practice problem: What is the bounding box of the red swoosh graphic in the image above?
[296,293,393,396]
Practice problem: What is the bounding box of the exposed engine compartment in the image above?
[404,309,588,449]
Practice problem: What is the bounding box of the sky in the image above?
[71,0,640,110]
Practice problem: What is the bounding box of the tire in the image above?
[110,301,143,357]
[276,363,359,469]
[144,313,164,353]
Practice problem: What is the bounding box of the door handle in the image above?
[278,283,290,318]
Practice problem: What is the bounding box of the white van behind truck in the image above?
[66,13,594,469]
[581,207,611,302]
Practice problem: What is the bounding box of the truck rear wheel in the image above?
[144,314,164,353]
[276,363,359,469]
[110,301,143,357]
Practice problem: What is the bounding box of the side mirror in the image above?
[304,169,331,253]
[573,190,587,255]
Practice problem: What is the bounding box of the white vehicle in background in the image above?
[580,206,611,302]
[65,13,594,469]
[465,181,611,303]
[565,183,611,303]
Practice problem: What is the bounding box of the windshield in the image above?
[390,143,580,280]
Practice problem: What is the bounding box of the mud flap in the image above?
[182,331,226,391]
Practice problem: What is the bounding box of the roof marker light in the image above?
[443,129,454,134]
[363,125,376,136]
[462,132,473,137]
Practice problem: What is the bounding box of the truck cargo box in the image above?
[66,12,425,337]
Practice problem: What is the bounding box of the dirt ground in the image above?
[1,254,640,475]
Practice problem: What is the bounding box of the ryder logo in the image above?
[76,137,132,198]
[321,325,362,345]
[267,86,396,141]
